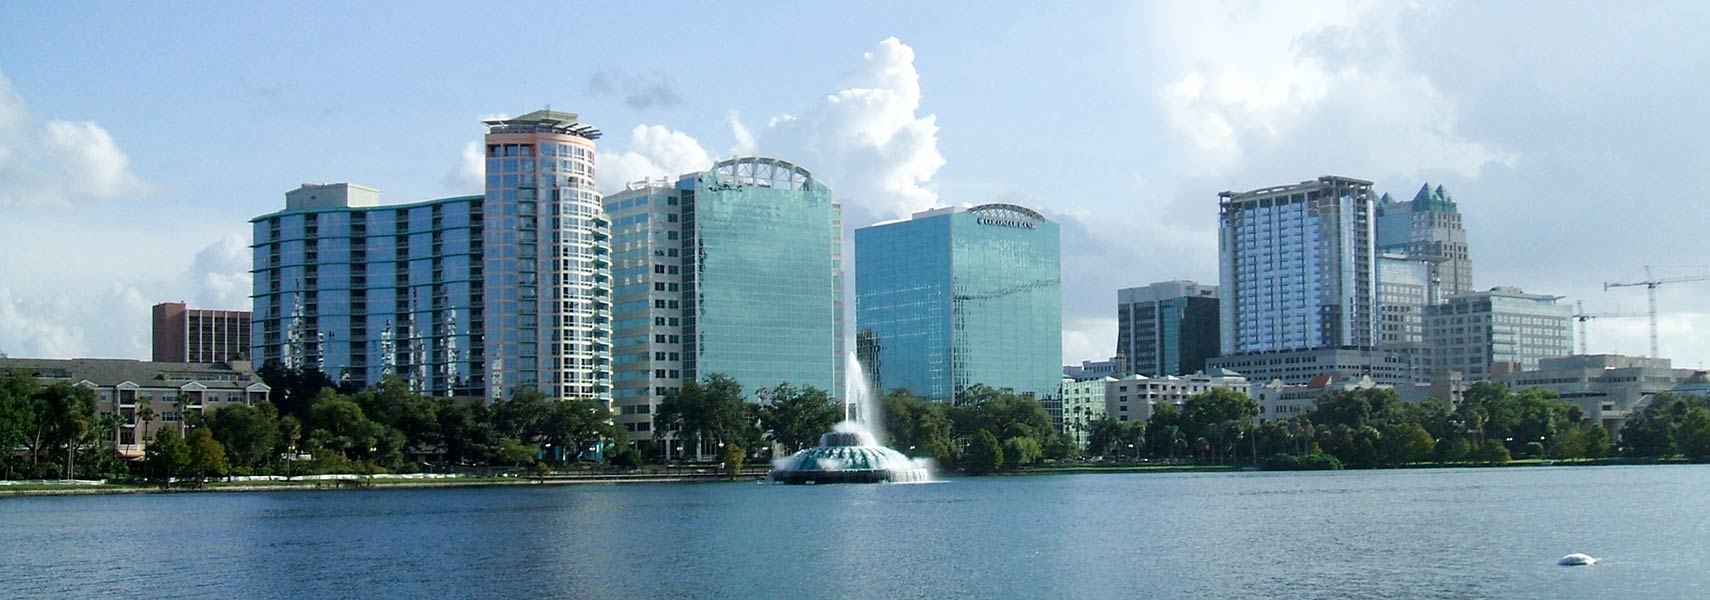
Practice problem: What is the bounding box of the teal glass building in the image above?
[855,204,1062,422]
[604,157,843,444]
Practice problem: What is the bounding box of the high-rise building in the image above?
[1377,183,1473,296]
[1116,280,1219,377]
[251,109,610,402]
[1425,286,1572,380]
[1376,253,1436,383]
[855,204,1062,421]
[479,111,610,403]
[604,157,844,443]
[252,184,484,394]
[1209,176,1398,386]
[152,302,250,363]
[1217,176,1377,355]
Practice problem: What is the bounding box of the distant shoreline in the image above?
[0,472,767,497]
[4,457,1693,497]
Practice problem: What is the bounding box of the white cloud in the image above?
[595,124,713,194]
[190,233,253,310]
[0,70,154,207]
[1062,316,1117,366]
[442,140,485,193]
[731,37,946,221]
[1150,1,1514,182]
[0,232,252,359]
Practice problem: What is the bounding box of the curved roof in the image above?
[711,156,819,191]
[968,203,1046,222]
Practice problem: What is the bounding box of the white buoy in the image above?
[1557,553,1598,566]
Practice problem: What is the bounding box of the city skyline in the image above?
[3,2,1709,369]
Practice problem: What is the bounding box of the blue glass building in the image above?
[252,184,484,395]
[604,157,843,444]
[252,110,612,402]
[855,204,1062,421]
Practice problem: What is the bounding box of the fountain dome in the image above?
[770,423,931,484]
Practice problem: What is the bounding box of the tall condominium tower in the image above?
[1377,183,1473,296]
[1115,280,1219,377]
[1217,176,1377,355]
[153,302,251,363]
[1376,253,1436,383]
[604,158,843,444]
[479,111,610,403]
[251,109,610,402]
[855,204,1062,422]
[252,183,484,394]
[1208,176,1410,385]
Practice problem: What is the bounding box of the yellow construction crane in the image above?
[1603,266,1710,358]
[1572,300,1645,355]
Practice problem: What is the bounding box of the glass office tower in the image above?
[604,157,844,444]
[855,204,1062,421]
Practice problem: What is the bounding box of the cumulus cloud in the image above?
[0,70,154,207]
[1150,2,1514,183]
[190,233,254,310]
[0,232,252,359]
[730,37,946,221]
[587,70,684,110]
[595,124,713,194]
[442,140,485,192]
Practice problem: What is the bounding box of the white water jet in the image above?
[844,351,884,445]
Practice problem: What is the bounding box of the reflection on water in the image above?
[2,466,1707,599]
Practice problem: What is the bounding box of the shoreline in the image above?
[3,457,1692,497]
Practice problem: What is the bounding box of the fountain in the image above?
[767,353,930,484]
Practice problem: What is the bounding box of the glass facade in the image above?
[856,204,1062,421]
[1219,176,1377,355]
[251,190,484,395]
[687,159,843,402]
[1377,183,1474,297]
[1425,288,1572,380]
[1116,281,1219,377]
[605,158,844,442]
[251,109,611,404]
[481,111,611,404]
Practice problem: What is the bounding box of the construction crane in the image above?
[1572,300,1645,355]
[1603,266,1710,358]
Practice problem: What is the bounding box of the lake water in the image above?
[3,466,1707,599]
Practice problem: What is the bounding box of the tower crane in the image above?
[1572,300,1645,355]
[1603,266,1710,358]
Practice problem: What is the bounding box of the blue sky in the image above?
[3,1,1709,369]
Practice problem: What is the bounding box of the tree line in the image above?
[1067,382,1710,470]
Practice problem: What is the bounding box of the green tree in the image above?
[757,384,841,452]
[882,389,955,460]
[1435,436,1472,463]
[39,382,96,479]
[722,443,745,479]
[496,437,536,466]
[1473,439,1511,465]
[207,404,278,469]
[964,429,1002,475]
[654,374,758,456]
[540,396,616,463]
[354,377,443,455]
[305,389,397,465]
[0,370,39,479]
[1679,407,1710,461]
[1382,422,1436,466]
[186,428,229,484]
[145,427,190,486]
[1001,436,1042,469]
